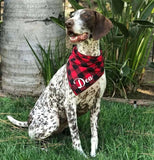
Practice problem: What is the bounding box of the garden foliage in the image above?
[26,38,69,86]
[97,0,154,98]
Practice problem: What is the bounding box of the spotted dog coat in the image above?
[7,9,112,157]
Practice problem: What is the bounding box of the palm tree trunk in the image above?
[0,0,65,96]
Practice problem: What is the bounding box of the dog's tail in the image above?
[7,115,28,127]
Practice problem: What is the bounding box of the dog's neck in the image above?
[77,39,100,56]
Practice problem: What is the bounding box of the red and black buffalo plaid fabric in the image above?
[67,46,104,95]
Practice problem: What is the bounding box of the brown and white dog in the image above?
[7,9,112,157]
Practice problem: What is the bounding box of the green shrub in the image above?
[25,38,69,86]
[98,0,154,97]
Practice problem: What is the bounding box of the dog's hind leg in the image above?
[28,106,59,140]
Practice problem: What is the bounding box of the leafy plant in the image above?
[68,0,83,10]
[25,38,69,86]
[98,0,154,97]
[50,16,65,30]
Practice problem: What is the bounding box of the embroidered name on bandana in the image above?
[67,46,104,95]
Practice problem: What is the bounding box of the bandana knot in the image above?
[67,46,104,95]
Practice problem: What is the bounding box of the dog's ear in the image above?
[92,11,113,40]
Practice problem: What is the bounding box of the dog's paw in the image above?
[90,151,96,157]
[78,150,87,158]
[76,148,88,158]
[40,147,48,152]
[81,152,88,159]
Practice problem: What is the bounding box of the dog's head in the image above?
[65,9,113,43]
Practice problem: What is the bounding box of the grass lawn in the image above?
[0,97,154,160]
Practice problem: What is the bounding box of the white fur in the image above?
[7,115,28,127]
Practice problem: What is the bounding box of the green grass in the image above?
[0,97,154,160]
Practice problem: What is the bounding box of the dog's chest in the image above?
[75,79,101,114]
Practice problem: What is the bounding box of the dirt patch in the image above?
[127,86,154,101]
[103,97,154,106]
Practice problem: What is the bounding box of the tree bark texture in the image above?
[0,0,65,96]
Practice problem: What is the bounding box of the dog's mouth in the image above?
[67,31,89,43]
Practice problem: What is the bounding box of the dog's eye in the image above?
[83,15,89,19]
[81,13,91,20]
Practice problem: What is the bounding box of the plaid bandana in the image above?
[67,46,104,95]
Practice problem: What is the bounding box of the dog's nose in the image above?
[65,19,74,28]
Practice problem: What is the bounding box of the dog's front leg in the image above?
[65,101,86,157]
[90,98,101,157]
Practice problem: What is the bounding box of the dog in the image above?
[7,9,112,157]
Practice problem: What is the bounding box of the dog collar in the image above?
[67,46,104,95]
